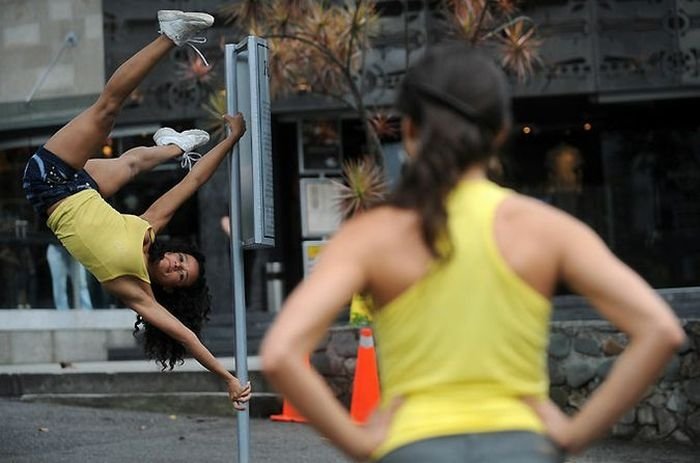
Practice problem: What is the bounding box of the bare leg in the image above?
[44,36,174,170]
[84,144,182,199]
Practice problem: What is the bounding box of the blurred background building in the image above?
[1,0,699,360]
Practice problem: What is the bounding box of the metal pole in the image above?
[229,147,250,463]
[226,43,250,463]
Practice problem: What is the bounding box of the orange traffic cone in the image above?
[350,327,381,423]
[270,355,309,423]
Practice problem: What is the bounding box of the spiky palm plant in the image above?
[369,110,400,140]
[333,157,387,220]
[497,19,542,82]
[446,0,542,80]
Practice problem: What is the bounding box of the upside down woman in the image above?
[22,10,251,410]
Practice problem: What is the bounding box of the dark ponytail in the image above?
[389,43,512,257]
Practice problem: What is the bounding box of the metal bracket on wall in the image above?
[25,31,79,104]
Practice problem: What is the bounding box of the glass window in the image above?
[503,120,700,290]
[0,146,54,308]
[600,128,700,288]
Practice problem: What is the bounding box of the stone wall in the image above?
[0,0,104,104]
[547,321,700,443]
[313,320,700,444]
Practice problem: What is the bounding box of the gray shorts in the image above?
[377,431,565,463]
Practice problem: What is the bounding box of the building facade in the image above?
[0,0,699,356]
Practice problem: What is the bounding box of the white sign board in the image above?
[299,177,343,238]
[226,37,274,248]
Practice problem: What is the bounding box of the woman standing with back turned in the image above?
[260,44,686,461]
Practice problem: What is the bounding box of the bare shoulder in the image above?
[327,205,429,304]
[500,192,587,233]
[319,205,422,268]
[334,205,419,247]
[358,205,418,229]
[497,192,605,264]
[491,192,606,296]
[501,192,560,218]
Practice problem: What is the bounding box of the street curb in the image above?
[19,391,282,418]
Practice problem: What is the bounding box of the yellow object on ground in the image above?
[350,293,373,326]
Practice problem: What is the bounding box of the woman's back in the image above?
[365,177,561,310]
[364,177,556,458]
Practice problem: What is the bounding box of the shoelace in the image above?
[180,151,202,171]
[186,37,210,67]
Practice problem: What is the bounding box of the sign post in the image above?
[225,36,274,463]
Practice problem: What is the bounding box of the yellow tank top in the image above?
[372,179,551,459]
[46,189,153,284]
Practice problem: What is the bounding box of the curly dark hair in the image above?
[390,43,512,258]
[133,239,211,370]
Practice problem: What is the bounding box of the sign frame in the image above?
[226,36,275,249]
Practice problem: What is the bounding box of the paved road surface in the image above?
[1,399,697,462]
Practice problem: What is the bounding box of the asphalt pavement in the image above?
[1,398,698,463]
[0,397,347,463]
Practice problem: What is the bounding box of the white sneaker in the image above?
[158,10,214,66]
[153,127,210,170]
[153,127,209,151]
[158,10,214,47]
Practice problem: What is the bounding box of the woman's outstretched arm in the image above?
[141,113,246,234]
[104,277,252,409]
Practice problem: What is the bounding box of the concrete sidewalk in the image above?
[0,356,259,374]
[1,398,698,463]
[0,357,277,418]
